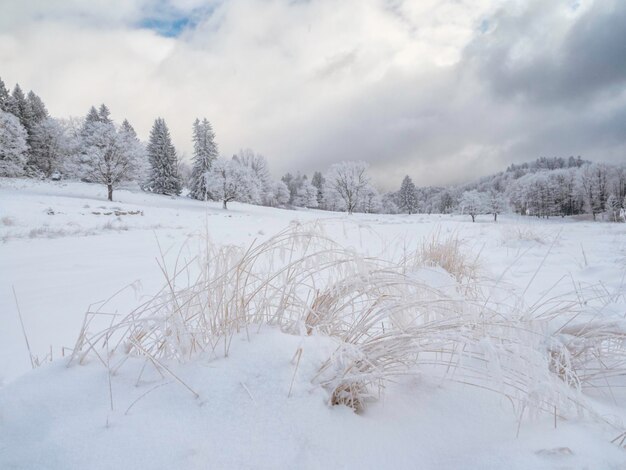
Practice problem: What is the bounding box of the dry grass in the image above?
[411,230,480,285]
[69,221,626,431]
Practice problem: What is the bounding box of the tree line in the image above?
[0,76,624,220]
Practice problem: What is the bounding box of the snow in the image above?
[1,177,625,469]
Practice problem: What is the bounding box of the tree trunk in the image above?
[494,213,497,222]
[223,199,228,209]
[107,184,113,201]
[471,214,475,222]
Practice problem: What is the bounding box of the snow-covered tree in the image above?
[460,190,487,222]
[397,175,418,214]
[268,180,290,207]
[190,118,218,200]
[579,163,608,220]
[236,149,272,205]
[311,171,325,207]
[27,118,69,177]
[0,110,28,177]
[146,118,182,195]
[0,77,10,113]
[606,194,621,222]
[324,161,370,214]
[485,189,507,222]
[381,192,399,214]
[293,179,318,208]
[5,84,30,126]
[358,185,382,213]
[26,91,48,124]
[205,157,258,209]
[79,118,144,201]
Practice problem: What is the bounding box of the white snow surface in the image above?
[1,178,625,469]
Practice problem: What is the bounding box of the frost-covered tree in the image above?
[120,118,148,183]
[460,190,487,222]
[293,179,318,208]
[606,194,621,222]
[0,77,10,113]
[205,157,258,209]
[485,189,507,222]
[26,91,48,124]
[236,149,271,205]
[311,171,325,207]
[146,118,182,195]
[397,175,418,214]
[79,117,144,201]
[324,161,370,214]
[190,118,218,200]
[5,84,30,125]
[381,192,399,214]
[98,104,112,123]
[28,118,67,177]
[267,180,290,207]
[358,185,382,213]
[0,110,28,177]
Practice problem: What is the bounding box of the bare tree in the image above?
[324,161,370,214]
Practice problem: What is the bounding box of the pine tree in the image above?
[26,91,48,124]
[98,104,112,123]
[0,110,28,177]
[6,85,33,133]
[146,118,182,195]
[190,118,218,200]
[28,118,67,177]
[397,175,418,214]
[0,77,9,113]
[311,171,325,206]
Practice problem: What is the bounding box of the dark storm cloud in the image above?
[466,0,626,105]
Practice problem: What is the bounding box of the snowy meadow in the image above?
[1,178,625,469]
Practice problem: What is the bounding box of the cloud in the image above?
[1,0,624,191]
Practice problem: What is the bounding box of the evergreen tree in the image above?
[146,118,182,195]
[190,118,218,200]
[311,171,325,206]
[6,85,33,132]
[29,118,67,177]
[26,91,48,124]
[0,110,28,177]
[98,104,112,123]
[398,175,418,214]
[0,77,9,113]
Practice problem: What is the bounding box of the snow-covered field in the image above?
[1,178,625,469]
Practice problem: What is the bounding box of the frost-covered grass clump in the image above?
[70,222,626,431]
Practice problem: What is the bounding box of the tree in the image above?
[460,190,487,222]
[606,194,621,222]
[235,149,271,205]
[0,77,10,113]
[26,91,48,124]
[189,118,218,200]
[579,163,607,220]
[28,118,68,177]
[205,157,258,209]
[324,161,370,214]
[79,118,144,201]
[293,179,319,208]
[146,118,182,195]
[358,185,382,213]
[311,171,325,207]
[5,84,30,125]
[397,175,418,214]
[0,110,28,177]
[267,180,290,207]
[485,189,507,222]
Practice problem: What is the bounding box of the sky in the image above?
[1,0,625,189]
